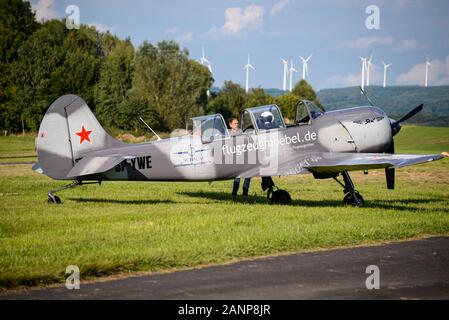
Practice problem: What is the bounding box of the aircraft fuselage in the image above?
[84,106,392,182]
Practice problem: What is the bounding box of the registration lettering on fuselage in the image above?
[115,155,152,172]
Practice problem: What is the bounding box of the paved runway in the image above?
[2,237,449,300]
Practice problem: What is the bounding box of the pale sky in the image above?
[30,0,449,90]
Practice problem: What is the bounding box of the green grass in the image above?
[0,126,448,289]
[0,134,36,163]
[394,126,449,154]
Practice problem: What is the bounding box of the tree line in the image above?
[0,0,320,134]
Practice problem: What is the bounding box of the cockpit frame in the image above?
[191,114,230,144]
[240,104,286,134]
[295,100,324,125]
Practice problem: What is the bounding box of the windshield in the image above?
[307,101,323,119]
[295,100,323,124]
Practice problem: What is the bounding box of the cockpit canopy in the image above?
[240,104,286,133]
[188,100,324,143]
[295,100,324,124]
[191,114,229,143]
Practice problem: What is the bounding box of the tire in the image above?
[48,194,61,204]
[271,189,292,205]
[343,191,364,207]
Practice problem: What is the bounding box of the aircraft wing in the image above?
[237,152,444,178]
[67,155,134,178]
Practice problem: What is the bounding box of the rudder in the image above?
[36,94,124,180]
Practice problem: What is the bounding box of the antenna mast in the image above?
[139,117,162,141]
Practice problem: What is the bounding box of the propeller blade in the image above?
[391,104,423,136]
[385,139,395,190]
[393,104,423,125]
[386,167,395,190]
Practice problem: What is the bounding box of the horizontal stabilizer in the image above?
[67,156,134,178]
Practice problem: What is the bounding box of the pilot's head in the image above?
[260,111,274,128]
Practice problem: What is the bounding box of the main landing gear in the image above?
[333,171,365,207]
[47,180,101,204]
[261,177,292,205]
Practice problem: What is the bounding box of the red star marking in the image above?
[75,125,93,144]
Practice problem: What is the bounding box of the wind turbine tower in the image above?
[281,58,288,91]
[244,54,255,93]
[382,61,392,88]
[299,54,312,80]
[200,47,212,73]
[425,56,431,87]
[366,54,373,86]
[289,59,298,92]
[200,47,212,96]
[360,56,367,91]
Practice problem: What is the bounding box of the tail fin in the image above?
[36,94,124,180]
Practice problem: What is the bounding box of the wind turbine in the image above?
[366,54,373,86]
[281,58,288,91]
[425,56,431,87]
[199,47,212,96]
[244,53,255,93]
[289,59,298,92]
[382,61,392,88]
[360,56,367,91]
[199,47,212,73]
[299,54,312,80]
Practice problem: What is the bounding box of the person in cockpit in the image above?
[259,111,277,130]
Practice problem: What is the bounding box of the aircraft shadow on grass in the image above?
[68,198,175,205]
[178,191,449,213]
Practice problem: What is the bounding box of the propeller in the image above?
[359,87,424,190]
[385,104,424,189]
[390,104,423,136]
[385,139,395,189]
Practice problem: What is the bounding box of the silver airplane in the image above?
[34,94,446,206]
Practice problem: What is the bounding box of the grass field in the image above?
[0,126,448,290]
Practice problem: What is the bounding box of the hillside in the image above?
[210,85,449,126]
[317,86,449,126]
[211,87,286,97]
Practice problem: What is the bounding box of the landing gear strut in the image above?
[261,177,292,205]
[333,171,365,207]
[47,180,100,204]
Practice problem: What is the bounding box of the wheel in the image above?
[343,191,364,207]
[270,189,292,205]
[48,194,61,204]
